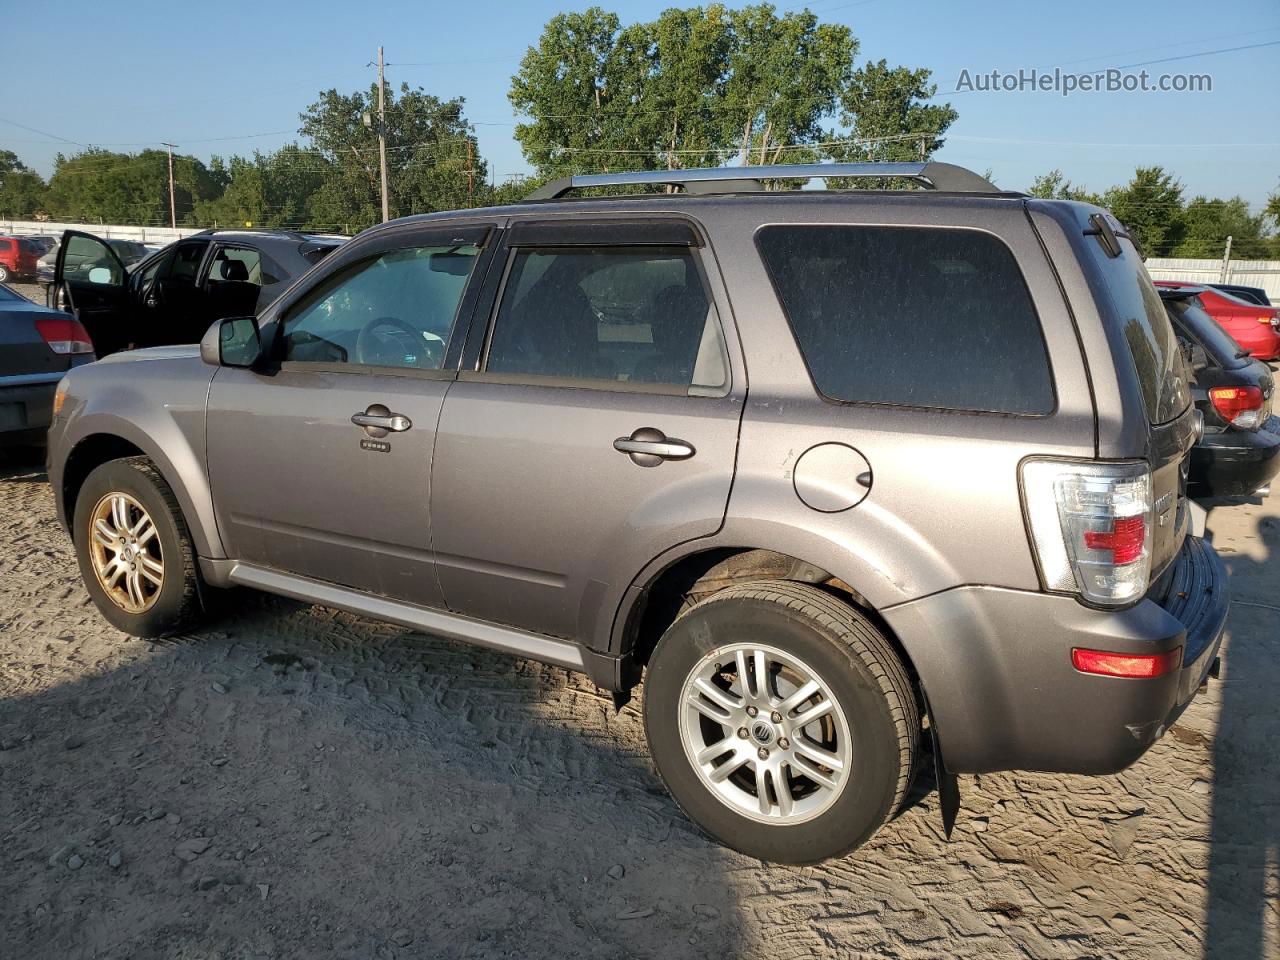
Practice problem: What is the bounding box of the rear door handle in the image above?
[614,427,695,467]
[352,404,412,437]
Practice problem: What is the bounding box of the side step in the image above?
[226,563,586,671]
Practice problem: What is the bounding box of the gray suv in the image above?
[46,163,1228,864]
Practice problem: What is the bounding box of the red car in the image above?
[1153,280,1280,360]
[0,235,41,283]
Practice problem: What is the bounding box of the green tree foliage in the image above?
[1027,169,1099,203]
[0,150,49,218]
[300,82,484,230]
[828,60,956,164]
[1102,166,1186,256]
[193,146,329,230]
[1174,196,1269,259]
[43,149,223,225]
[509,4,862,176]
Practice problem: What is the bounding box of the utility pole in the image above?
[377,46,390,223]
[161,142,177,228]
[1220,235,1233,283]
[466,137,474,208]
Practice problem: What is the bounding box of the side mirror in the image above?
[201,316,261,368]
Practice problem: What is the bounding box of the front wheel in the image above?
[644,580,920,864]
[0,265,10,283]
[73,456,204,637]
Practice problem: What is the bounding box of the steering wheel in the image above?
[354,315,441,368]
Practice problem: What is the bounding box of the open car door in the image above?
[50,231,132,356]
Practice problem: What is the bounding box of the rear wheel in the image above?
[643,580,919,864]
[0,265,10,283]
[73,456,203,637]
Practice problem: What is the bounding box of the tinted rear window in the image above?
[1087,236,1188,423]
[756,225,1054,414]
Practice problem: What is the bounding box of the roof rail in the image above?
[525,162,1000,201]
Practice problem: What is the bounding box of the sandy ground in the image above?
[1,442,1277,960]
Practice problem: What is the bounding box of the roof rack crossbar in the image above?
[524,162,999,201]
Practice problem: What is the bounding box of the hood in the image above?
[95,344,202,364]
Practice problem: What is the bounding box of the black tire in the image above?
[0,265,10,283]
[72,456,203,637]
[643,580,920,864]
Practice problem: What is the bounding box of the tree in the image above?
[828,60,956,164]
[193,146,330,230]
[300,82,485,230]
[724,6,854,165]
[1027,169,1099,203]
[1174,195,1269,259]
[509,4,859,177]
[1102,166,1185,256]
[43,149,223,225]
[0,150,48,219]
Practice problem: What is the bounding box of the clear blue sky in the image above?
[4,0,1278,209]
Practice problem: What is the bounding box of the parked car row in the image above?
[1158,286,1279,498]
[1154,279,1280,360]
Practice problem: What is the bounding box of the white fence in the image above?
[0,219,202,245]
[1142,257,1280,299]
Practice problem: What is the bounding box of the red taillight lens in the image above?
[1083,514,1146,565]
[1072,647,1182,678]
[1209,385,1264,429]
[34,315,94,356]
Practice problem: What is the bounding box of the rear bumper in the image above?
[884,535,1228,775]
[0,373,61,440]
[1189,424,1280,497]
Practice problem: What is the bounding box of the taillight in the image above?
[1072,647,1182,678]
[1256,315,1276,324]
[1209,385,1264,429]
[1021,460,1153,606]
[34,316,94,355]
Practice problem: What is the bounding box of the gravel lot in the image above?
[1,442,1277,960]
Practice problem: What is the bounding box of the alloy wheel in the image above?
[678,642,851,825]
[87,492,163,613]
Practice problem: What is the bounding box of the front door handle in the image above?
[352,403,412,438]
[614,427,695,467]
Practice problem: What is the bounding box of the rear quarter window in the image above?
[756,224,1055,415]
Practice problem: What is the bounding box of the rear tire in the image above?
[72,456,203,637]
[0,265,10,283]
[643,580,919,864]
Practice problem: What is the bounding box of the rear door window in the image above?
[485,246,728,392]
[756,225,1054,414]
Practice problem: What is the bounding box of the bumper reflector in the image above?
[1072,647,1182,679]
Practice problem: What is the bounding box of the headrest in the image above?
[219,259,249,282]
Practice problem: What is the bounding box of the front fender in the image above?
[49,356,222,559]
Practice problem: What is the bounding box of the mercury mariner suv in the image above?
[46,162,1228,864]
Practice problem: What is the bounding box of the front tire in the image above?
[644,580,919,864]
[73,456,203,637]
[0,265,10,283]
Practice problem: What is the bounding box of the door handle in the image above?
[352,404,412,438]
[614,427,695,467]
